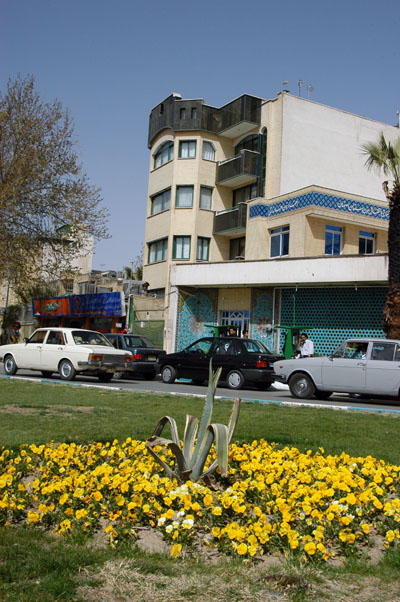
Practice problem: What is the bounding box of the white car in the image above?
[0,328,134,382]
[273,338,400,400]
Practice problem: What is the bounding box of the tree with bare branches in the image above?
[0,75,109,301]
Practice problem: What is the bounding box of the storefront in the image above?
[32,292,126,333]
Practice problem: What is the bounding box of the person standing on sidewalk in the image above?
[296,333,314,358]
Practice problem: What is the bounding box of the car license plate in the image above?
[148,355,156,361]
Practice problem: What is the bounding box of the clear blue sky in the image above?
[2,0,399,271]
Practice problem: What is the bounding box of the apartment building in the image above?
[143,91,398,354]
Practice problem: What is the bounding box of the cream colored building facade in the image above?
[143,91,398,353]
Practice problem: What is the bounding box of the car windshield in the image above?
[72,331,112,346]
[242,339,271,354]
[186,339,214,354]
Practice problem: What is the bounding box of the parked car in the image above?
[104,333,166,379]
[158,336,284,390]
[0,328,134,382]
[273,338,400,400]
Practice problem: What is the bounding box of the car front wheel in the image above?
[288,373,315,399]
[161,365,176,384]
[59,359,77,381]
[227,370,244,390]
[4,355,18,376]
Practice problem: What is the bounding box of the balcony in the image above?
[216,150,259,187]
[213,202,248,236]
[216,94,262,138]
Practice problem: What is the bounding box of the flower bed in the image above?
[1,439,399,561]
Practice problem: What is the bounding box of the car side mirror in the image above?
[23,337,29,344]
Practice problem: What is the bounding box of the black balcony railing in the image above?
[216,150,258,185]
[213,203,248,234]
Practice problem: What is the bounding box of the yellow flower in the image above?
[361,523,370,534]
[203,494,213,506]
[237,543,247,555]
[304,542,316,555]
[27,512,40,523]
[171,543,182,558]
[59,493,68,505]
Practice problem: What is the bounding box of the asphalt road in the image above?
[1,368,400,414]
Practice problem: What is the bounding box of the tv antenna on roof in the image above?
[298,80,305,97]
[307,84,314,99]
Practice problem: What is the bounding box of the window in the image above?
[221,310,249,336]
[325,225,342,255]
[197,237,210,261]
[46,331,64,345]
[153,141,173,169]
[173,236,191,260]
[233,183,257,206]
[200,186,212,210]
[191,107,197,119]
[179,140,196,158]
[270,226,289,257]
[28,330,47,344]
[371,342,396,361]
[202,141,215,161]
[151,188,171,215]
[148,238,168,264]
[180,108,186,120]
[229,237,245,259]
[359,230,375,254]
[63,280,74,294]
[176,185,194,208]
[234,134,259,155]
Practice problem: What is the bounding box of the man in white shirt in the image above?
[297,333,314,358]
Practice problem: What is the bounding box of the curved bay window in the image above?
[153,141,174,169]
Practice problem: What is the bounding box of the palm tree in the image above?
[363,133,400,338]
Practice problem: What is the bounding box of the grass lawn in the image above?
[1,379,400,463]
[1,378,400,601]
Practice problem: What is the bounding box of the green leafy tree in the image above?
[0,75,109,301]
[363,133,400,338]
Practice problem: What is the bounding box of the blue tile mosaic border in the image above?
[249,192,389,221]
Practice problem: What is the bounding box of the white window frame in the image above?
[359,230,375,254]
[325,224,342,255]
[270,225,289,258]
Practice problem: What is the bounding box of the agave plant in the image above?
[146,361,240,483]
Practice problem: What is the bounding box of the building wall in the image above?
[280,286,387,356]
[263,93,398,201]
[173,285,387,356]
